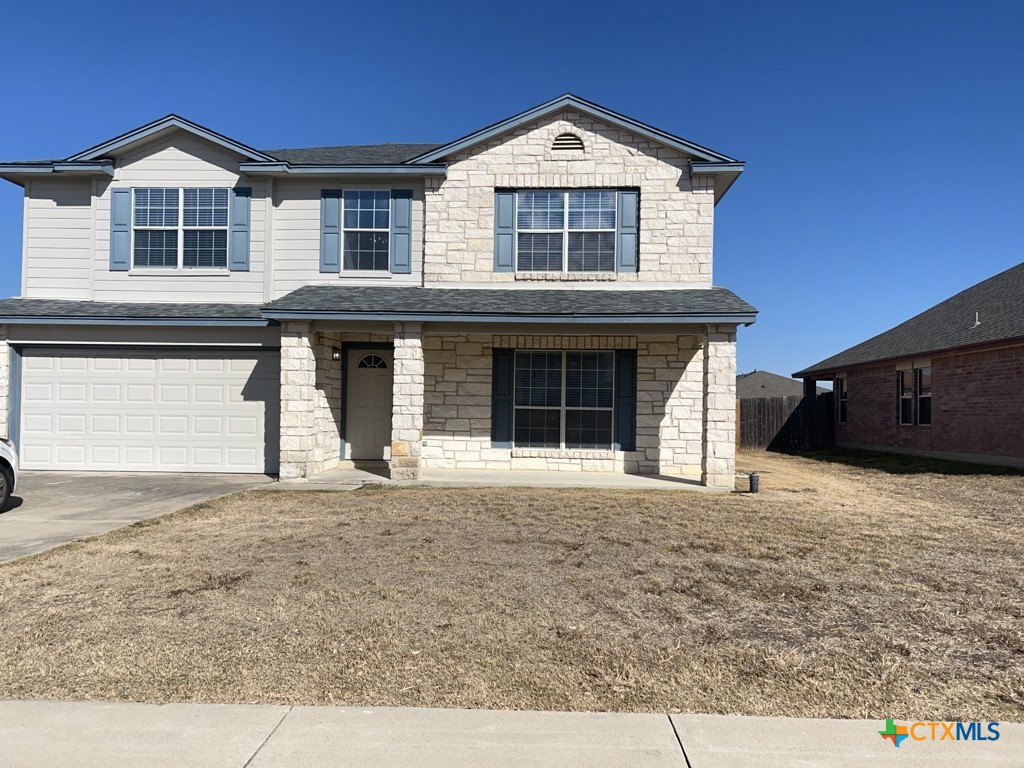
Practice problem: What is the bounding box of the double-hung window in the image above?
[343,191,390,271]
[516,190,617,272]
[916,367,932,425]
[133,188,229,269]
[836,378,848,423]
[513,351,615,449]
[897,371,914,425]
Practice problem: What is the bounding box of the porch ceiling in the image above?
[263,285,757,326]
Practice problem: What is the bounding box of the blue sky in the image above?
[1,0,1021,377]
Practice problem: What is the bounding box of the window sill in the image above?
[339,271,394,279]
[512,448,619,459]
[128,269,232,277]
[514,272,618,282]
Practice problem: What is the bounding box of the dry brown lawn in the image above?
[0,450,1022,720]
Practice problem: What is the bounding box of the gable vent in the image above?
[551,133,585,152]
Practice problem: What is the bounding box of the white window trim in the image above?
[341,189,391,273]
[512,350,616,450]
[514,190,617,274]
[130,187,230,272]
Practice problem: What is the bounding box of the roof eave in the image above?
[262,309,757,325]
[407,94,738,165]
[0,315,273,327]
[793,334,1024,378]
[690,162,746,204]
[0,161,115,185]
[66,115,275,163]
[238,162,448,177]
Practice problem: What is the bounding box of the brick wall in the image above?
[836,343,1024,461]
[423,109,714,285]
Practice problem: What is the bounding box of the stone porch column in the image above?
[279,321,316,481]
[701,325,737,488]
[390,322,424,480]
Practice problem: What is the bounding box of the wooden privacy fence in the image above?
[737,392,834,451]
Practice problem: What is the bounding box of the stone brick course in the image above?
[390,323,424,480]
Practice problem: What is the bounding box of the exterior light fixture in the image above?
[331,348,342,361]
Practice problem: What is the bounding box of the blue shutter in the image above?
[109,188,132,271]
[616,190,639,272]
[491,348,515,447]
[228,187,251,271]
[613,350,637,451]
[320,190,342,273]
[494,190,515,272]
[390,190,413,274]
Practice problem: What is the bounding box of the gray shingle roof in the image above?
[737,370,825,399]
[263,285,757,319]
[0,298,265,321]
[795,262,1024,377]
[262,144,443,165]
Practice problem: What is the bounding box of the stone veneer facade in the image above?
[423,109,714,284]
[279,325,737,487]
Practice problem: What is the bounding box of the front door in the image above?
[346,349,394,461]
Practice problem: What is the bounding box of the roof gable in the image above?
[795,262,1024,377]
[66,115,275,163]
[407,94,739,165]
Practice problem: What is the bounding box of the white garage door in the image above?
[19,347,280,473]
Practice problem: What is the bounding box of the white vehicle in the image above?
[0,438,17,512]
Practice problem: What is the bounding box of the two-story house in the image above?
[0,95,756,487]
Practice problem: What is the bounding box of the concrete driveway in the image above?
[0,472,272,563]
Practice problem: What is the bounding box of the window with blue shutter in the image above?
[494,189,639,273]
[491,349,515,447]
[228,187,251,271]
[390,190,412,273]
[109,188,132,271]
[320,190,342,273]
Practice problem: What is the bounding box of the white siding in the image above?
[272,178,424,298]
[23,178,94,299]
[92,131,267,303]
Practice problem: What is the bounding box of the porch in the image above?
[291,463,717,491]
[276,318,738,488]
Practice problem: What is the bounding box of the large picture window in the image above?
[516,190,617,272]
[343,190,390,271]
[513,351,615,449]
[133,188,229,269]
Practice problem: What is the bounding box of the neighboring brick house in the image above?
[0,95,756,487]
[795,263,1024,466]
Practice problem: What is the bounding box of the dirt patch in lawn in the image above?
[0,452,1022,720]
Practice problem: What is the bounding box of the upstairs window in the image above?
[132,188,229,269]
[516,190,618,272]
[343,191,390,270]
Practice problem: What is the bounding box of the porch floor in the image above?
[288,466,719,492]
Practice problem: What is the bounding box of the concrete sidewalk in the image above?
[0,701,1020,767]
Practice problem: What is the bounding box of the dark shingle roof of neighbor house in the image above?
[0,298,265,322]
[262,144,444,165]
[795,262,1024,377]
[737,370,824,399]
[262,285,757,320]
